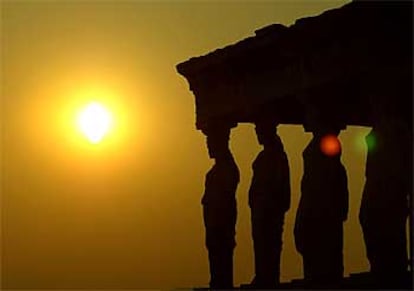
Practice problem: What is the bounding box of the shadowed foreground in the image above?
[177,1,412,290]
[190,271,413,290]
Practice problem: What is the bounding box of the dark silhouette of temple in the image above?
[176,1,412,289]
[294,129,348,288]
[249,121,290,289]
[202,124,239,289]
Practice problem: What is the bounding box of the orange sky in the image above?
[0,1,379,289]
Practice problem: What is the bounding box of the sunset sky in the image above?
[0,0,378,289]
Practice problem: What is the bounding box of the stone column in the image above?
[359,120,411,287]
[248,120,291,289]
[201,122,239,289]
[294,128,348,288]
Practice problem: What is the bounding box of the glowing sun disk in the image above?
[77,102,113,144]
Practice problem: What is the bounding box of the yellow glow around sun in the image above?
[77,101,113,144]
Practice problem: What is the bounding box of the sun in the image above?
[76,101,113,144]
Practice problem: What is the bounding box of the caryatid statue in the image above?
[248,120,291,288]
[201,123,240,289]
[359,119,411,287]
[294,128,349,288]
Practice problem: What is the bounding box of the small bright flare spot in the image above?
[320,134,341,156]
[77,102,113,144]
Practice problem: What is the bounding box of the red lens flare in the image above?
[320,134,341,156]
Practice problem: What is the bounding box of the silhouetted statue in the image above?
[201,124,240,289]
[359,121,411,287]
[294,130,348,288]
[248,121,290,289]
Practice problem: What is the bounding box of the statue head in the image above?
[202,124,232,160]
[313,127,340,139]
[254,120,280,147]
